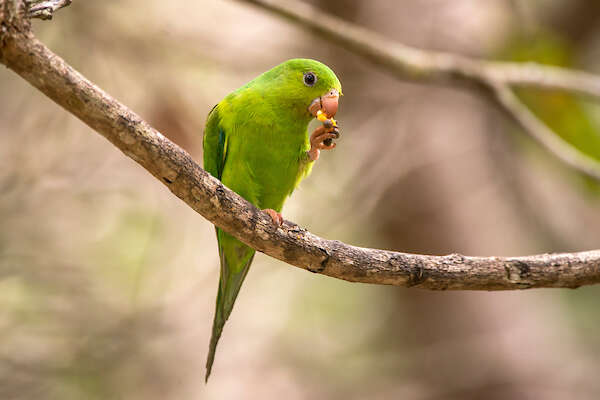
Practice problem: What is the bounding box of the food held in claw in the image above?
[316,110,339,146]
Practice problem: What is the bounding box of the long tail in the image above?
[205,228,255,382]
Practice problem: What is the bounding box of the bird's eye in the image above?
[303,72,317,86]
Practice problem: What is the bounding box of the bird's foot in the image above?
[308,125,339,161]
[263,209,283,226]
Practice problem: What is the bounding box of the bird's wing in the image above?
[203,104,228,180]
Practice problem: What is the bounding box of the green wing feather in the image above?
[203,105,256,381]
[203,105,227,180]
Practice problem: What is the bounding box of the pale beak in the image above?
[308,88,340,118]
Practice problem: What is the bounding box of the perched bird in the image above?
[202,58,342,380]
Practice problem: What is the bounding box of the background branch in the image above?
[492,83,600,181]
[239,0,600,98]
[1,0,600,290]
[239,0,600,182]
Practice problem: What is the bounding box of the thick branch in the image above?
[1,1,600,290]
[239,0,600,182]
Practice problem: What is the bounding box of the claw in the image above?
[263,209,283,226]
[308,125,338,161]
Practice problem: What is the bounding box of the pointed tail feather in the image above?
[205,228,255,382]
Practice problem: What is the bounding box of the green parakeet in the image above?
[202,58,342,380]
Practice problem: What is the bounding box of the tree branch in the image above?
[1,0,600,290]
[239,0,600,182]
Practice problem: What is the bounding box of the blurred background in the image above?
[1,0,600,398]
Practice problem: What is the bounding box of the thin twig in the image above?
[238,0,600,181]
[1,6,599,289]
[492,83,600,181]
[26,0,71,20]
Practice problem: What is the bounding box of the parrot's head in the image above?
[260,58,342,122]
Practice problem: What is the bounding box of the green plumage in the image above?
[202,59,341,380]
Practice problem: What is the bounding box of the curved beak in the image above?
[308,88,340,118]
